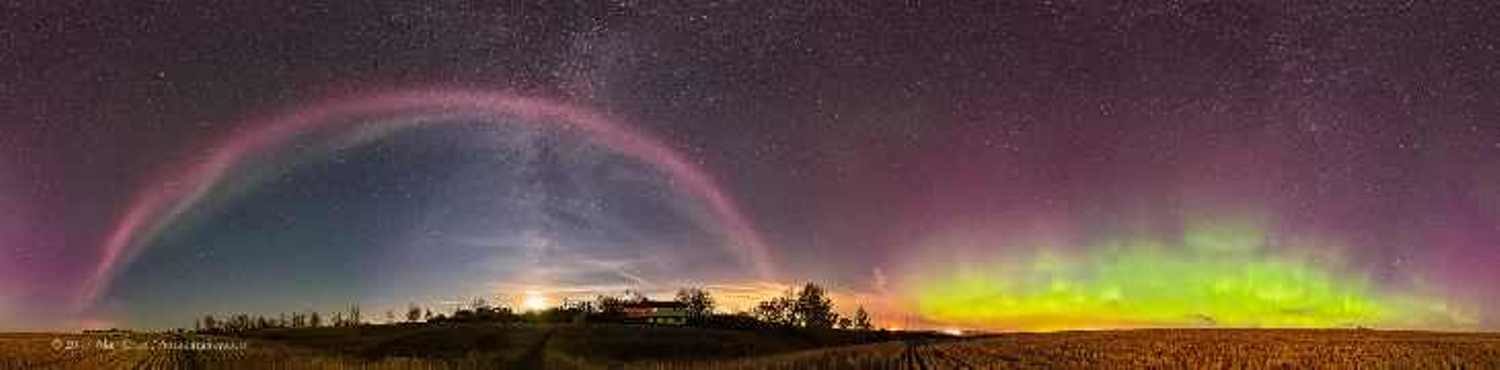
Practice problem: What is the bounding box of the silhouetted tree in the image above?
[753,291,796,327]
[231,314,252,332]
[621,290,648,304]
[853,306,873,330]
[595,294,627,319]
[675,288,715,319]
[451,308,474,321]
[348,305,362,327]
[561,298,596,314]
[793,283,836,328]
[308,311,322,328]
[752,283,839,329]
[407,303,423,322]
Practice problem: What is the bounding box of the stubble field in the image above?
[3,328,1499,369]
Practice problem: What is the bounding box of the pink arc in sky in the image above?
[78,89,776,311]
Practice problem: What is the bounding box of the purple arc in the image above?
[78,89,776,310]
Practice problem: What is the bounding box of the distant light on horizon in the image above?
[521,291,548,312]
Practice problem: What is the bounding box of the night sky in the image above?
[3,1,1499,331]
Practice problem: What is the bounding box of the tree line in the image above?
[196,304,366,334]
[751,283,873,330]
[192,282,874,334]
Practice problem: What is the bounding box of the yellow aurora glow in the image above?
[900,220,1475,331]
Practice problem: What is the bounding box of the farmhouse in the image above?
[621,300,689,325]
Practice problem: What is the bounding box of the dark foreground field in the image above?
[3,326,1498,369]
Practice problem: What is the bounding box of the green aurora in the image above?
[908,221,1473,331]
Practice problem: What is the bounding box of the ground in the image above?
[2,326,1498,369]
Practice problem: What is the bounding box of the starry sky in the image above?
[3,1,1499,331]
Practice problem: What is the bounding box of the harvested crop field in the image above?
[628,329,1500,370]
[3,328,1499,369]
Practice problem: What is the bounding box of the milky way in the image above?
[3,1,1499,331]
[81,90,776,311]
